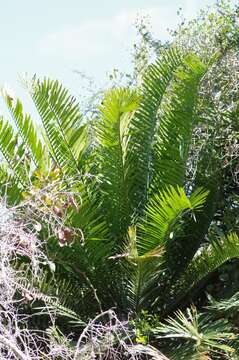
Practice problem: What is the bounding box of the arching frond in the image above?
[0,117,27,186]
[0,164,22,204]
[207,291,239,313]
[176,232,239,296]
[151,53,207,195]
[30,78,85,175]
[126,48,185,216]
[123,186,208,312]
[3,95,50,170]
[153,306,235,359]
[139,186,208,256]
[95,88,140,241]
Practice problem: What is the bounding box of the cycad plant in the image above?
[0,48,238,325]
[153,305,236,359]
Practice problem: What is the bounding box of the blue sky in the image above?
[0,0,235,114]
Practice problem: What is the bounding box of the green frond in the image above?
[123,186,208,312]
[207,292,239,313]
[0,164,22,203]
[127,259,167,312]
[176,232,239,295]
[153,306,235,359]
[3,95,50,170]
[37,301,86,327]
[126,48,185,216]
[95,88,140,241]
[68,123,89,169]
[181,103,223,267]
[30,78,85,175]
[151,53,208,195]
[0,117,27,186]
[23,270,86,327]
[139,186,208,256]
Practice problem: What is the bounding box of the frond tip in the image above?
[153,306,235,358]
[177,232,239,293]
[139,186,209,255]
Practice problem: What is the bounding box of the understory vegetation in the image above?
[0,1,238,359]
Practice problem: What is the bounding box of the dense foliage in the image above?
[0,1,238,359]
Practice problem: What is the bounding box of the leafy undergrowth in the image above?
[0,200,170,359]
[0,199,238,359]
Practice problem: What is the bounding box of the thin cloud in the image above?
[38,6,180,61]
[37,1,217,78]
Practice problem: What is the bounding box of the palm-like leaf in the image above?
[0,117,26,186]
[139,186,208,256]
[174,233,239,301]
[3,95,49,170]
[151,54,207,195]
[30,78,86,175]
[95,88,140,241]
[123,186,208,312]
[207,292,239,313]
[126,48,185,216]
[153,306,235,359]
